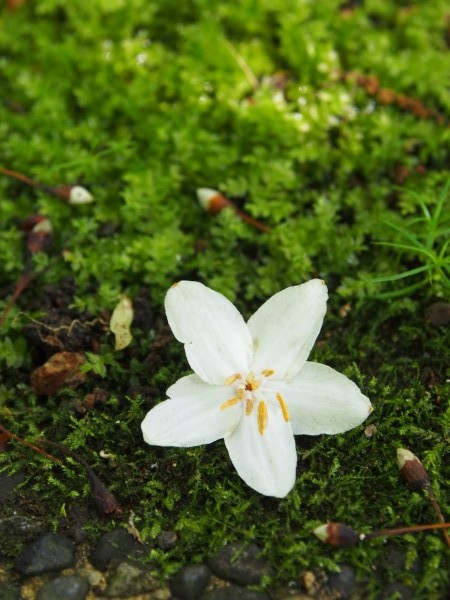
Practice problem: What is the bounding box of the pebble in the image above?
[169,564,211,599]
[89,528,147,570]
[36,575,90,600]
[156,530,178,550]
[0,515,45,559]
[200,585,270,600]
[327,564,357,598]
[104,560,160,597]
[0,515,44,538]
[14,533,76,575]
[208,543,272,586]
[0,472,25,506]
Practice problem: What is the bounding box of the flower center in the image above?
[220,370,289,435]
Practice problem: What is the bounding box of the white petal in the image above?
[165,281,253,384]
[224,404,297,497]
[276,362,372,435]
[141,374,241,447]
[248,279,328,380]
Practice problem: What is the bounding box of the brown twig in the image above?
[0,424,59,462]
[0,271,34,328]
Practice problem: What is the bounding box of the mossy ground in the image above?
[0,1,449,598]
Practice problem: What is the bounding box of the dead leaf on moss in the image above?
[30,351,86,395]
[110,295,133,350]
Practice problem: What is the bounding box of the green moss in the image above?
[0,0,449,597]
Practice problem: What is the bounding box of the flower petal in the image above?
[165,281,253,384]
[224,404,297,497]
[276,362,372,435]
[248,279,328,380]
[141,374,241,447]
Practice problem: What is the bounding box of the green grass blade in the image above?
[373,241,435,259]
[365,264,433,284]
[371,280,428,299]
[381,220,429,251]
[431,179,450,227]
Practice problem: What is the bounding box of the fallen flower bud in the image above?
[197,188,231,214]
[314,520,450,547]
[68,185,94,205]
[313,522,361,547]
[26,217,53,254]
[0,167,94,204]
[396,448,430,491]
[196,187,271,233]
[397,447,450,548]
[50,184,94,204]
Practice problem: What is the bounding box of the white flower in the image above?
[141,280,372,498]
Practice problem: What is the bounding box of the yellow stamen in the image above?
[262,369,274,377]
[236,388,245,400]
[276,393,290,422]
[220,397,240,411]
[245,398,254,416]
[257,401,268,435]
[224,373,241,386]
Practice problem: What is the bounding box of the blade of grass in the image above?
[381,220,429,252]
[372,280,428,299]
[365,264,433,284]
[373,241,435,259]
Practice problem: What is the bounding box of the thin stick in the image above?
[233,206,271,233]
[365,522,450,540]
[0,166,40,188]
[427,489,450,548]
[0,272,34,328]
[0,424,59,462]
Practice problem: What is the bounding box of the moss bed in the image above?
[0,1,449,598]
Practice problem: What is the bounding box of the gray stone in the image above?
[105,561,159,597]
[0,582,23,600]
[156,530,178,550]
[36,575,89,600]
[169,564,211,599]
[201,586,270,600]
[14,533,76,575]
[90,528,146,571]
[0,514,45,560]
[0,472,25,505]
[0,515,44,540]
[328,564,357,598]
[208,543,272,586]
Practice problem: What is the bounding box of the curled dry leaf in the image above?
[110,295,134,350]
[30,351,86,395]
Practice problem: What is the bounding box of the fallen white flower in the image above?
[141,280,372,497]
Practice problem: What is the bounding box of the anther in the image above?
[276,393,290,422]
[245,398,254,416]
[220,397,240,411]
[262,369,274,377]
[224,373,242,386]
[257,401,268,435]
